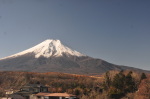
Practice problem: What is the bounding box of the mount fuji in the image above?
[0,39,148,75]
[1,40,85,60]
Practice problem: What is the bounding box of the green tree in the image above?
[112,71,125,91]
[140,73,147,81]
[109,71,126,98]
[125,71,136,93]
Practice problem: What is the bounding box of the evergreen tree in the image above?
[125,71,136,93]
[108,71,126,98]
[140,73,147,81]
[112,71,125,91]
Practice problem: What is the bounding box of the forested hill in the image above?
[0,71,149,99]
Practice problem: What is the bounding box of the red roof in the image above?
[36,93,76,97]
[36,92,49,96]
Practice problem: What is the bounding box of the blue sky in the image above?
[0,0,150,70]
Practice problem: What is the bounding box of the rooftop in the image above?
[36,92,76,97]
[22,84,47,88]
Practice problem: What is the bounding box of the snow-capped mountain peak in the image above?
[0,39,85,60]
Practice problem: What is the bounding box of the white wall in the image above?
[59,97,62,99]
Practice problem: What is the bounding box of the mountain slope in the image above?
[0,39,149,75]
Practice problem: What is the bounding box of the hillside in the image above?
[0,39,149,75]
[0,71,99,97]
[0,71,149,99]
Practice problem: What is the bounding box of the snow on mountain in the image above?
[0,39,149,74]
[0,39,85,60]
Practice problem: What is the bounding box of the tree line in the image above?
[0,71,149,99]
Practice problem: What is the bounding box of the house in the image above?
[3,84,77,99]
[5,89,14,95]
[1,94,25,99]
[33,92,77,99]
[15,84,49,99]
[5,89,20,95]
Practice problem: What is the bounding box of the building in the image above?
[5,89,14,95]
[15,84,49,99]
[34,92,77,99]
[3,84,77,99]
[1,94,25,99]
